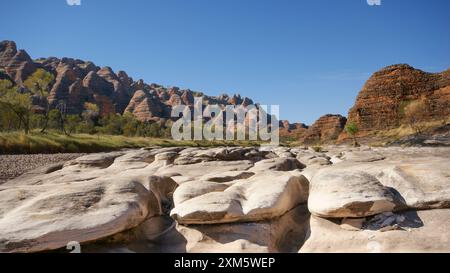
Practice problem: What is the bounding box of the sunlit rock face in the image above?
[0,146,449,253]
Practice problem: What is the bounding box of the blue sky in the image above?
[1,0,449,124]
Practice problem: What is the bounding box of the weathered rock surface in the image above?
[308,148,450,218]
[0,146,449,253]
[79,205,310,253]
[300,209,450,253]
[173,205,310,253]
[0,179,151,253]
[309,169,401,218]
[124,90,167,122]
[0,40,265,128]
[171,171,309,224]
[0,40,36,85]
[301,114,347,144]
[342,64,450,138]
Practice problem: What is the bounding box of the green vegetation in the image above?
[0,71,178,154]
[0,79,34,134]
[345,122,359,147]
[0,131,265,154]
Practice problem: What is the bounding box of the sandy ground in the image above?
[0,154,85,184]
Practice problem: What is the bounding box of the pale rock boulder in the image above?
[199,171,255,183]
[340,150,386,162]
[175,205,310,253]
[373,157,450,210]
[296,151,332,166]
[78,206,310,253]
[171,171,309,224]
[147,176,179,216]
[0,179,151,253]
[249,158,305,172]
[300,209,450,253]
[308,154,450,217]
[68,152,125,168]
[271,147,295,158]
[174,147,264,165]
[309,169,401,218]
[113,149,155,164]
[173,181,230,206]
[156,160,254,181]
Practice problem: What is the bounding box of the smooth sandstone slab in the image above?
[0,179,151,253]
[175,205,310,253]
[300,209,450,253]
[171,171,309,224]
[308,169,401,218]
[249,158,305,172]
[80,206,311,253]
[156,160,254,181]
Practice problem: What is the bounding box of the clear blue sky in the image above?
[1,0,449,124]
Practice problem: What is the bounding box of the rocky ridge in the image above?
[0,40,266,127]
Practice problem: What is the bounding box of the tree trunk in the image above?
[40,104,50,133]
[352,136,359,147]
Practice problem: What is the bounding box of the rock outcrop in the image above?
[343,64,450,137]
[171,171,309,224]
[124,90,168,122]
[301,114,347,144]
[0,41,36,85]
[1,146,449,253]
[0,40,263,125]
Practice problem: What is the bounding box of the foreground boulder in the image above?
[171,171,309,224]
[309,169,402,218]
[175,205,310,253]
[0,146,449,253]
[308,149,450,218]
[80,205,311,253]
[0,179,151,253]
[300,209,450,253]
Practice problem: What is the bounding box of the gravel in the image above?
[0,154,85,184]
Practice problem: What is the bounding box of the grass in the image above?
[375,119,448,139]
[0,130,268,154]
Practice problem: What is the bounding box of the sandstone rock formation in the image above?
[171,171,309,224]
[342,64,450,138]
[124,90,167,122]
[0,40,263,125]
[0,146,448,253]
[0,41,36,85]
[300,209,450,253]
[301,114,347,144]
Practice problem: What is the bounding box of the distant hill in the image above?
[1,40,449,144]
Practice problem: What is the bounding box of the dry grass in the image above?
[0,131,265,154]
[375,119,448,139]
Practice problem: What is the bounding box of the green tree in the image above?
[99,114,125,135]
[48,109,63,131]
[23,69,54,133]
[65,115,82,135]
[345,122,359,147]
[122,112,139,137]
[0,80,33,134]
[75,103,100,134]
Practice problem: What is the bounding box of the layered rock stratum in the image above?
[0,40,264,127]
[2,40,449,143]
[341,64,450,138]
